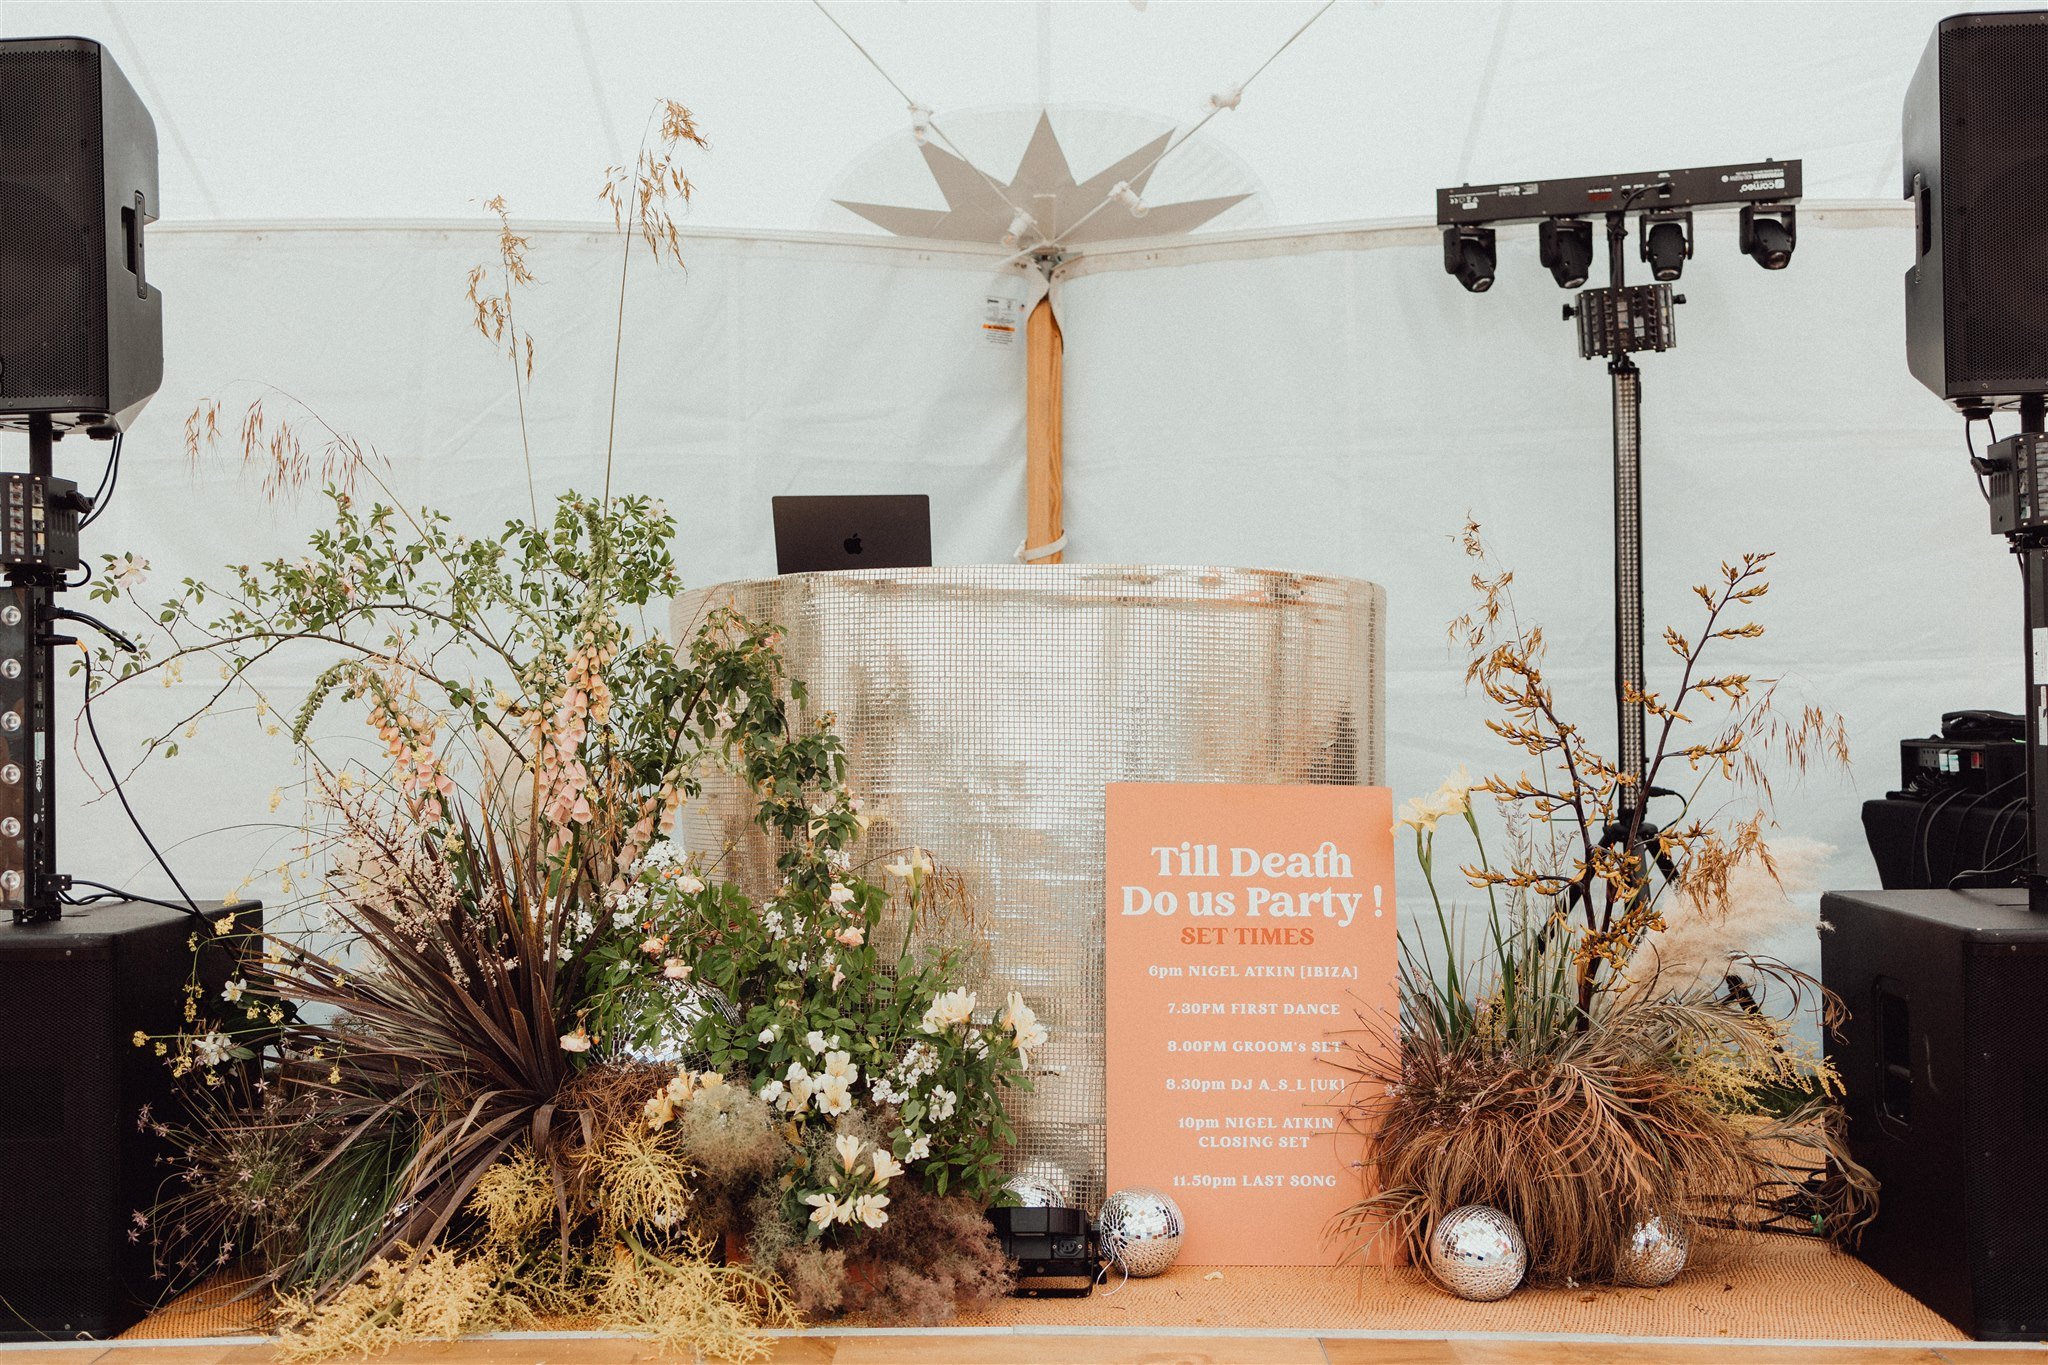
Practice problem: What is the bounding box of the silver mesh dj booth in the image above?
[671,564,1385,1208]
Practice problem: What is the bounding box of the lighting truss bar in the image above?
[1436,160,1802,227]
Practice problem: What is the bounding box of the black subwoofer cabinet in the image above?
[0,900,253,1339]
[1821,888,2048,1340]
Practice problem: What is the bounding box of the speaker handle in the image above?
[121,191,147,299]
[1912,172,1932,259]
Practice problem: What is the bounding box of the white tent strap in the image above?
[1056,0,1341,246]
[810,0,1046,247]
[1016,532,1068,563]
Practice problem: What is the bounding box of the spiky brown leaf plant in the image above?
[1340,527,1874,1286]
[251,805,575,1290]
[1338,941,1874,1284]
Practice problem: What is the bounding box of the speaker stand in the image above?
[8,414,62,925]
[2010,394,2048,914]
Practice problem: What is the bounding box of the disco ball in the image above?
[1000,1170,1069,1209]
[1096,1186,1185,1278]
[1426,1204,1526,1302]
[1613,1213,1690,1287]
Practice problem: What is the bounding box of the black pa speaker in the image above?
[0,901,253,1339]
[1821,888,2048,1339]
[0,36,162,436]
[1903,11,2048,410]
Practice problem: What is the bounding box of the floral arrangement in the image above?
[1340,526,1874,1286]
[106,100,1047,1355]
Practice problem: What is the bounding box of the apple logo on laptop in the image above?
[843,533,863,556]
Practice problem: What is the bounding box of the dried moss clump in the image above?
[273,1247,529,1360]
[590,1239,801,1361]
[469,1145,555,1247]
[840,1183,1012,1325]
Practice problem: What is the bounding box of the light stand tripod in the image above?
[1437,159,1802,862]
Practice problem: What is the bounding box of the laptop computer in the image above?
[771,494,932,574]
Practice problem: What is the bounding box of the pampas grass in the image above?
[1639,836,1830,993]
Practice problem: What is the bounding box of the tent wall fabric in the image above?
[1056,205,2006,962]
[55,210,2005,981]
[61,224,1031,927]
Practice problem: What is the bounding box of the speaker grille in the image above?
[0,46,104,407]
[1965,942,2048,1335]
[1939,16,2048,391]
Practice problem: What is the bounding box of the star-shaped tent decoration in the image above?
[835,111,1251,247]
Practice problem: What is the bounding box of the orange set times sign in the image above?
[1103,782,1398,1267]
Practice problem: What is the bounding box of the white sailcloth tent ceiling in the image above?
[4,0,2037,232]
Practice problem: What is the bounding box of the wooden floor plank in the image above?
[819,1336,1327,1365]
[1325,1343,2037,1365]
[23,1333,2048,1365]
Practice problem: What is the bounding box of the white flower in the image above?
[852,1192,890,1229]
[884,846,934,886]
[784,1073,814,1112]
[1001,992,1049,1057]
[640,934,665,956]
[662,957,691,981]
[678,875,705,895]
[820,1050,859,1086]
[834,924,865,947]
[643,1094,674,1130]
[806,1030,830,1055]
[1392,794,1437,835]
[905,1134,931,1162]
[928,1086,957,1123]
[816,1077,854,1116]
[828,882,855,906]
[871,1149,904,1184]
[559,1028,592,1053]
[221,978,247,1004]
[108,553,150,590]
[1395,765,1479,835]
[835,1133,865,1170]
[805,1192,847,1228]
[832,966,846,990]
[920,988,976,1034]
[757,1079,786,1106]
[193,1031,233,1067]
[758,1025,779,1045]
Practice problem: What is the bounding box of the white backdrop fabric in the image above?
[1055,206,2006,968]
[18,210,2003,981]
[34,223,1034,920]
